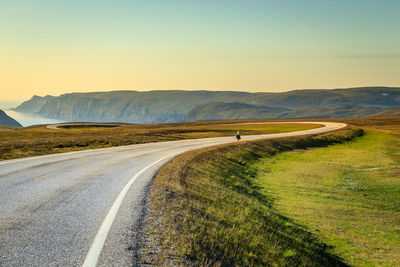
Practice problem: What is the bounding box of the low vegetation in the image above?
[140,128,364,266]
[0,121,319,161]
[255,127,400,266]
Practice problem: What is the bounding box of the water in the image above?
[4,110,65,127]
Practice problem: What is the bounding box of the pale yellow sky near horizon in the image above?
[2,50,399,102]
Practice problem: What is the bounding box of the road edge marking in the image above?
[81,153,177,267]
[34,174,50,181]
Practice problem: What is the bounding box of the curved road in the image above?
[0,122,346,266]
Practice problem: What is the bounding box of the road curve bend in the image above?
[0,122,346,266]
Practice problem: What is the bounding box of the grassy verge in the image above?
[254,128,400,266]
[0,121,319,161]
[141,128,364,266]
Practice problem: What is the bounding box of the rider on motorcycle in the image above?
[236,130,241,141]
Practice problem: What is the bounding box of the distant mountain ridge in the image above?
[14,87,400,123]
[0,109,22,127]
[15,95,55,113]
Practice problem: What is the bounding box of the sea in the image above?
[3,110,65,127]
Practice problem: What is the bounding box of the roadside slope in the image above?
[139,128,362,266]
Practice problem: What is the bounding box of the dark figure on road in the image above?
[236,130,241,141]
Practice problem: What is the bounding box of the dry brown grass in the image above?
[0,120,319,161]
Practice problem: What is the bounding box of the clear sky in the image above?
[1,0,399,101]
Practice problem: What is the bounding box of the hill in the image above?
[0,109,22,127]
[186,103,388,121]
[15,95,55,113]
[368,108,400,117]
[280,105,387,119]
[185,102,289,121]
[15,91,254,123]
[14,87,400,123]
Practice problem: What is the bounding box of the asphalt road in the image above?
[0,122,346,266]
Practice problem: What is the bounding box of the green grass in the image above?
[143,129,364,266]
[0,121,319,161]
[254,129,400,266]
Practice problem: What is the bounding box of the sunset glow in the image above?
[1,0,399,101]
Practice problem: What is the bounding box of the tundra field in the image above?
[0,121,320,161]
[138,117,400,266]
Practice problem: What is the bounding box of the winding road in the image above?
[0,122,346,266]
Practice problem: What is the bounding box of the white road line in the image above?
[81,153,177,267]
